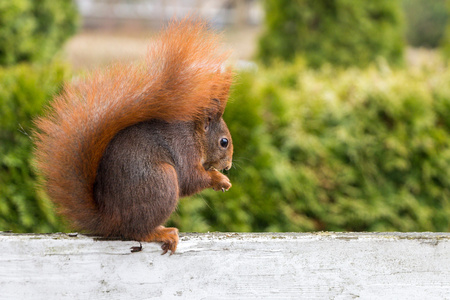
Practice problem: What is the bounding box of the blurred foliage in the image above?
[0,0,79,66]
[445,32,450,60]
[169,60,450,232]
[402,0,449,48]
[0,62,70,232]
[443,2,450,58]
[257,0,405,68]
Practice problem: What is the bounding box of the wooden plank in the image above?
[1,232,449,299]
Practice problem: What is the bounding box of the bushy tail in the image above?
[34,18,232,231]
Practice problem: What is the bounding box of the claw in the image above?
[161,244,168,255]
[130,242,143,253]
[161,241,175,255]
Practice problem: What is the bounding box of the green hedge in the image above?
[0,62,70,232]
[443,2,450,59]
[402,0,449,48]
[0,0,79,66]
[445,31,450,59]
[169,61,450,232]
[258,0,405,68]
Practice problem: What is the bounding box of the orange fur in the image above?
[34,19,232,231]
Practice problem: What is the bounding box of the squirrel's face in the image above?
[202,116,233,172]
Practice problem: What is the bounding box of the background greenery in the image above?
[402,0,448,48]
[0,0,77,232]
[258,0,405,68]
[443,1,450,58]
[0,0,78,66]
[0,62,70,232]
[1,0,450,233]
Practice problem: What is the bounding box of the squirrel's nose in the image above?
[224,162,232,171]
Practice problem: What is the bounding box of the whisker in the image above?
[199,194,212,211]
[231,162,242,170]
[18,124,32,140]
[233,156,252,163]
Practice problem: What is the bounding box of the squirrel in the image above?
[33,19,233,255]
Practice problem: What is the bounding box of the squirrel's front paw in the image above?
[209,170,232,192]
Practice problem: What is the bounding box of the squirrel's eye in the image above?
[220,138,229,148]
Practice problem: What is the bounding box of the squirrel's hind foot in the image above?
[143,225,179,255]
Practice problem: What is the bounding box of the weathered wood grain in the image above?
[1,232,449,299]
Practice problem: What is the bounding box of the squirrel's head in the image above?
[200,98,233,172]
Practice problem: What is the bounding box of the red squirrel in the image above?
[34,19,233,255]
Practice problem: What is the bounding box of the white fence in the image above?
[1,232,450,299]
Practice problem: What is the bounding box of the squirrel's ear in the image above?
[203,98,220,132]
[204,116,212,132]
[209,98,222,116]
